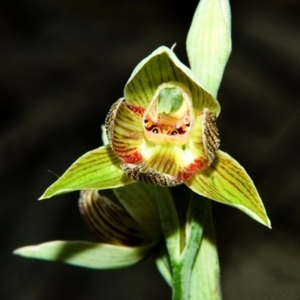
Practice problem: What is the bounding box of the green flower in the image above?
[36,46,270,227]
[105,46,220,187]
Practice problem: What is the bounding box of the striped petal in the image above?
[121,144,206,187]
[124,46,220,116]
[79,190,150,246]
[186,150,271,227]
[40,145,135,200]
[188,108,220,171]
[105,98,145,164]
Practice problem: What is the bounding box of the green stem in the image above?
[156,186,221,300]
[157,187,216,300]
[155,186,185,299]
[155,186,181,261]
[171,262,190,300]
[172,192,207,300]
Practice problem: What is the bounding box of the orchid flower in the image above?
[14,0,270,299]
[29,45,269,227]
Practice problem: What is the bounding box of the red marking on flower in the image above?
[178,159,207,182]
[127,104,145,117]
[123,151,143,164]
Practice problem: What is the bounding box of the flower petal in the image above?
[40,145,134,200]
[79,190,148,246]
[124,46,220,116]
[121,144,204,187]
[187,0,231,97]
[114,182,162,241]
[188,108,220,171]
[105,98,145,164]
[186,150,271,227]
[14,241,152,269]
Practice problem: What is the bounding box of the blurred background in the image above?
[1,0,300,299]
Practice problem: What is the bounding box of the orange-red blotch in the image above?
[127,104,145,117]
[178,159,207,182]
[123,151,143,164]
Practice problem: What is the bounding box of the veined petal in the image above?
[186,150,271,227]
[121,144,207,187]
[79,190,149,246]
[105,98,145,163]
[124,46,220,116]
[188,108,220,172]
[114,182,162,241]
[14,241,152,269]
[40,145,134,200]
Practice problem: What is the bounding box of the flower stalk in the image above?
[156,186,220,300]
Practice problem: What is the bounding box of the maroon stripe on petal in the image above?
[79,190,146,246]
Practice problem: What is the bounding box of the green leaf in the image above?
[155,253,173,287]
[155,186,181,261]
[114,182,162,241]
[40,145,134,199]
[14,240,152,269]
[189,202,222,300]
[186,150,271,227]
[186,0,231,97]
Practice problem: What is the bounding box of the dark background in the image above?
[2,0,300,299]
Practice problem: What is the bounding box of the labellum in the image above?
[105,82,219,187]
